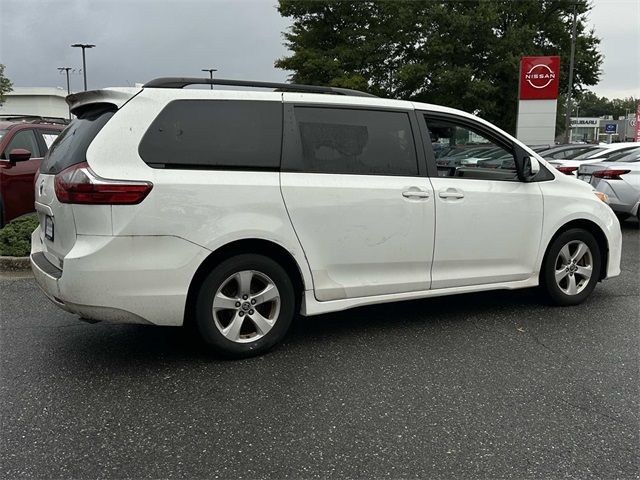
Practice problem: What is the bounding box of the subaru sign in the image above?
[570,117,599,127]
[604,123,617,134]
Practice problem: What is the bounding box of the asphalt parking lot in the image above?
[1,221,638,480]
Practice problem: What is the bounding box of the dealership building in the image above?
[0,87,70,120]
[569,116,638,143]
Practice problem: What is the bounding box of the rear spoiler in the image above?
[66,88,141,116]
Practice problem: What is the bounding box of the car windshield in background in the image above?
[598,148,639,160]
[542,145,598,159]
[539,146,566,156]
[568,147,607,159]
[0,129,6,141]
[530,145,553,153]
[605,148,640,162]
[40,106,116,175]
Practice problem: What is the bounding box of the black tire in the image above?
[541,228,601,306]
[194,254,295,358]
[615,212,630,222]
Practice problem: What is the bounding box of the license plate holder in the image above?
[45,215,54,241]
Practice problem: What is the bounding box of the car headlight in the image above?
[593,191,608,203]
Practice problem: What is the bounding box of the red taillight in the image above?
[592,169,631,180]
[54,162,153,205]
[556,166,578,175]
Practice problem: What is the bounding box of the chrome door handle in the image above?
[402,190,430,199]
[438,191,465,199]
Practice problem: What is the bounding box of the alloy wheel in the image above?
[211,270,281,343]
[554,240,593,296]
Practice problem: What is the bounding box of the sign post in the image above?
[604,123,617,144]
[516,56,561,145]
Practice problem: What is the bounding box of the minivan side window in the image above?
[139,100,282,170]
[425,116,518,181]
[284,107,419,176]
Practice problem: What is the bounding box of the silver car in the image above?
[577,148,640,221]
[550,143,640,176]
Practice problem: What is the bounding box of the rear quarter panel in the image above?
[85,89,314,291]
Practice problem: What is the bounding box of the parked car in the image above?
[434,145,506,174]
[478,144,598,173]
[527,144,556,153]
[0,117,65,226]
[577,149,640,221]
[31,78,622,358]
[540,144,600,161]
[548,142,640,176]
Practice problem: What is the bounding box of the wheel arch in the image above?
[183,238,307,327]
[541,219,609,282]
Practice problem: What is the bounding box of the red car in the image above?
[0,116,66,226]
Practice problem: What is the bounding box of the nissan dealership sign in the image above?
[519,56,561,100]
[516,55,561,144]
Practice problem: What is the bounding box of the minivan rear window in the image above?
[138,100,282,170]
[40,105,116,175]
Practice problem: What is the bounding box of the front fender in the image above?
[538,180,622,279]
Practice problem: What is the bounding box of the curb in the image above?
[0,256,30,272]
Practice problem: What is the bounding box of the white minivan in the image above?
[31,78,622,357]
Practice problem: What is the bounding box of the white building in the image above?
[0,87,70,119]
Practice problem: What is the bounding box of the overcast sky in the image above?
[1,0,638,98]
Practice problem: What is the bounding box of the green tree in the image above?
[0,64,13,106]
[574,91,637,119]
[275,0,602,135]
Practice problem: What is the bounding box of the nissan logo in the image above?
[525,64,556,89]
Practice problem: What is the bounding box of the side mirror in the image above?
[8,148,32,165]
[518,156,536,181]
[514,145,540,182]
[530,156,540,174]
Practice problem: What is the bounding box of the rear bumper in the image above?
[30,247,70,312]
[30,227,210,326]
[595,180,639,215]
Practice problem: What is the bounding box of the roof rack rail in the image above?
[142,77,377,98]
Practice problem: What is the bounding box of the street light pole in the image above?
[201,68,218,89]
[58,67,72,119]
[564,4,578,144]
[57,67,72,95]
[71,43,95,91]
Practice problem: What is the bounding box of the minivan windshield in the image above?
[40,105,116,174]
